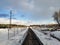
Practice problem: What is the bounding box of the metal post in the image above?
[8,28,9,39]
[17,24,18,34]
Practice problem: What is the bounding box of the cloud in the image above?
[0,14,9,17]
[0,17,56,26]
[0,0,60,24]
[0,18,28,25]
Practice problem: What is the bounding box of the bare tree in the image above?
[53,10,60,26]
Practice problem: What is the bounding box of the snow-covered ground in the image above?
[51,31,60,39]
[0,27,28,45]
[32,28,60,45]
[35,27,60,40]
[32,27,51,35]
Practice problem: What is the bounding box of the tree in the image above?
[53,10,60,26]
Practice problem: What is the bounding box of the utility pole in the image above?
[10,10,12,28]
[8,10,12,39]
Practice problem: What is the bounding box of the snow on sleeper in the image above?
[32,28,60,45]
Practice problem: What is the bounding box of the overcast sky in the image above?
[0,0,60,25]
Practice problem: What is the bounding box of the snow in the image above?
[0,28,8,41]
[51,31,60,39]
[32,28,60,45]
[32,27,49,30]
[0,27,28,45]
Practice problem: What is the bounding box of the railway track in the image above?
[22,28,43,45]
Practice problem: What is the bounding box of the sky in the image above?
[0,0,60,25]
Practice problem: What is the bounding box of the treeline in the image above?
[0,24,27,28]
